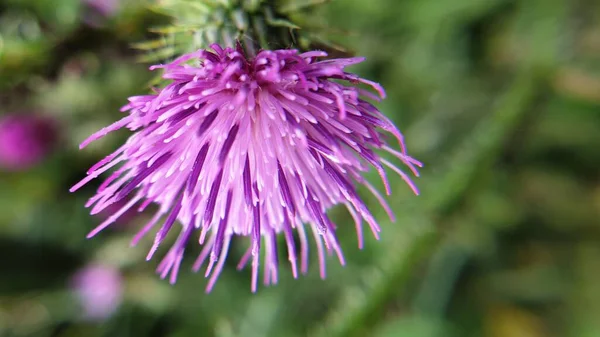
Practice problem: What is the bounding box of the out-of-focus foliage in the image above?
[0,0,598,336]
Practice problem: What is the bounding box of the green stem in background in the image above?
[312,69,545,337]
[411,238,471,318]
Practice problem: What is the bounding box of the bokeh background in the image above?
[1,0,599,336]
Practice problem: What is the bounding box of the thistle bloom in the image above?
[71,44,422,292]
[0,114,58,171]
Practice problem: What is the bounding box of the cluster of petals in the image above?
[71,43,422,292]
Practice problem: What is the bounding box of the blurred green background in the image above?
[1,0,599,336]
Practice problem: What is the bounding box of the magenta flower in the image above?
[71,264,123,321]
[71,44,421,292]
[0,114,58,171]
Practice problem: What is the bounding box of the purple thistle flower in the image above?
[71,44,422,292]
[0,114,58,171]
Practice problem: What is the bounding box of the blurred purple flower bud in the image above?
[83,0,119,27]
[71,264,123,321]
[85,0,118,17]
[0,114,58,171]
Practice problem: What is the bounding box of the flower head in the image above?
[71,264,123,321]
[0,114,58,171]
[71,44,422,292]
